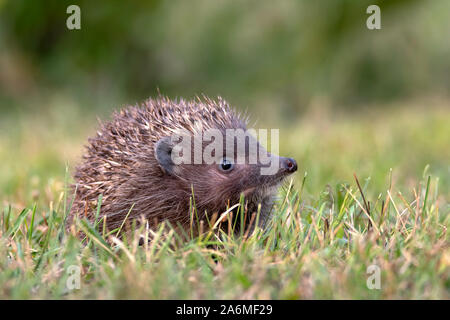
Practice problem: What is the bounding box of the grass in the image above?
[0,98,449,299]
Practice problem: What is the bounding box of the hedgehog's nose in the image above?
[282,157,297,173]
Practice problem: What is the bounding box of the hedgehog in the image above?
[68,95,297,236]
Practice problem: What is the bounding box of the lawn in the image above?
[0,97,448,299]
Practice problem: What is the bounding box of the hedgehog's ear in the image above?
[154,137,175,175]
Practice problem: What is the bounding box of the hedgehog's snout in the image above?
[281,157,297,173]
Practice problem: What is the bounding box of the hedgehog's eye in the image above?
[219,158,234,172]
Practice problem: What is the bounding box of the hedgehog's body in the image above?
[69,96,297,235]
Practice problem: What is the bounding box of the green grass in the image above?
[0,99,449,299]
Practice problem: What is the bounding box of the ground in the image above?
[0,97,448,299]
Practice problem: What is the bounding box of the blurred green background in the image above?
[0,0,449,206]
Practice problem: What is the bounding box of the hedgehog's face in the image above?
[154,132,297,216]
[195,153,298,210]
